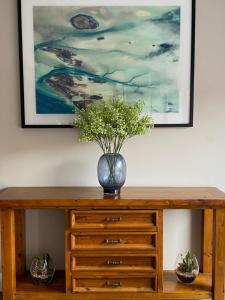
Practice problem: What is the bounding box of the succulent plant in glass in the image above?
[73,97,154,194]
[30,253,55,285]
[175,251,199,283]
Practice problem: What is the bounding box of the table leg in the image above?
[157,210,163,292]
[65,210,71,293]
[202,209,213,273]
[15,209,26,275]
[1,209,16,300]
[212,208,225,300]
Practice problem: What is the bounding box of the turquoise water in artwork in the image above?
[33,6,180,114]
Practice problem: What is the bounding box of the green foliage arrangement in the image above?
[73,98,154,153]
[177,252,198,273]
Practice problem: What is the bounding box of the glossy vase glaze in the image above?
[97,153,126,195]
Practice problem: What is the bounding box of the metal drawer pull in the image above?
[106,281,122,288]
[107,260,123,265]
[105,217,122,222]
[104,239,122,244]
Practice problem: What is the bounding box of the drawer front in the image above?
[72,276,157,292]
[70,210,158,231]
[71,232,157,250]
[71,255,157,272]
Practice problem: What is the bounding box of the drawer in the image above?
[72,275,157,292]
[70,232,157,251]
[71,255,157,272]
[70,210,158,231]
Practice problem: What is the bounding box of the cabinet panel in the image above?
[70,232,157,251]
[71,255,157,272]
[70,210,158,231]
[72,275,157,293]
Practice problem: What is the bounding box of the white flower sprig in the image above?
[73,97,154,154]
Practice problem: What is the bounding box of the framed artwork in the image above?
[18,0,195,128]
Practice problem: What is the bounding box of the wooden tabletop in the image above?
[0,187,225,209]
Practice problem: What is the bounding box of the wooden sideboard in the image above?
[0,187,224,300]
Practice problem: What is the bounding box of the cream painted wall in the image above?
[0,0,225,279]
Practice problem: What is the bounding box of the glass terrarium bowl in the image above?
[175,252,199,284]
[30,253,55,285]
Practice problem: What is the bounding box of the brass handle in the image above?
[107,260,123,265]
[105,217,122,222]
[106,281,122,288]
[104,239,122,244]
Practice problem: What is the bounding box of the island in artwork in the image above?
[33,6,180,114]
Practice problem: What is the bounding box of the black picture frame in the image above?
[18,0,195,128]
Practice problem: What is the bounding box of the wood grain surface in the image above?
[0,187,225,209]
[212,209,225,300]
[202,209,213,273]
[15,271,212,299]
[1,187,224,300]
[1,209,16,300]
[15,210,26,275]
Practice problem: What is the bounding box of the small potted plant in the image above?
[73,97,154,195]
[30,253,55,285]
[175,251,199,283]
